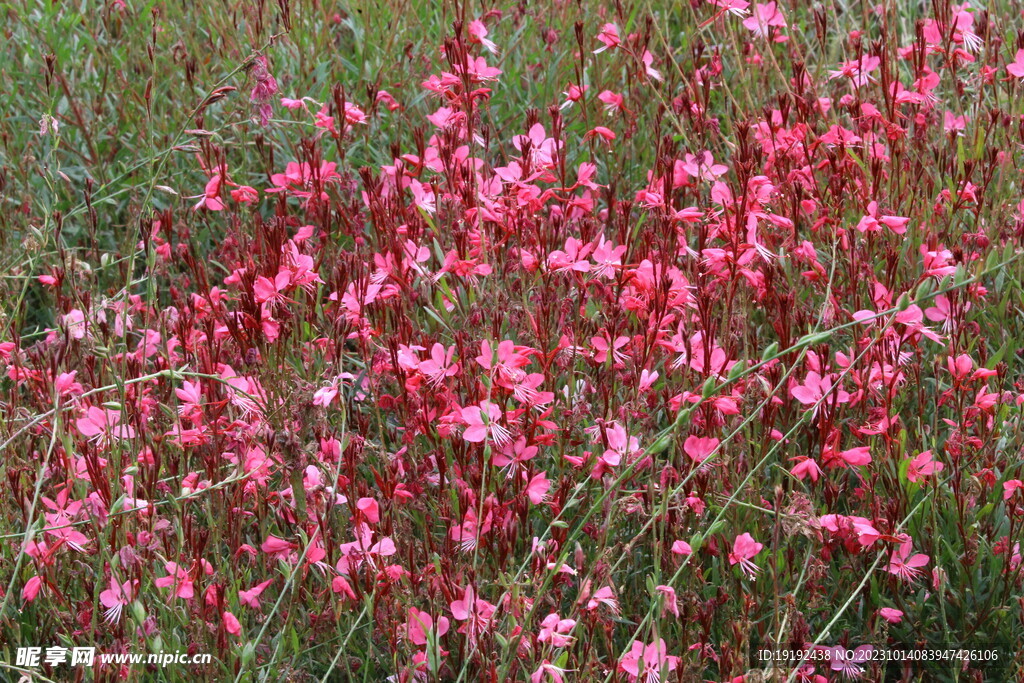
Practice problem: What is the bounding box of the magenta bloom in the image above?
[878,607,904,624]
[728,533,763,579]
[404,607,449,646]
[887,536,929,581]
[238,579,275,610]
[461,400,512,446]
[155,562,194,600]
[791,372,850,411]
[683,435,719,464]
[618,638,680,682]
[1008,49,1024,79]
[907,450,944,483]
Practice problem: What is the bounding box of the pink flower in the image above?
[76,406,136,445]
[547,237,593,273]
[512,123,560,168]
[819,644,874,678]
[591,333,631,366]
[468,20,498,54]
[789,455,823,482]
[461,400,513,446]
[526,471,551,505]
[238,579,275,609]
[728,533,763,579]
[887,536,929,581]
[947,353,975,378]
[538,612,576,647]
[584,585,619,613]
[855,201,909,235]
[671,540,693,556]
[99,576,136,624]
[230,185,259,203]
[449,586,497,644]
[829,55,881,86]
[1008,49,1024,79]
[404,607,449,646]
[681,151,728,182]
[253,271,291,305]
[190,174,225,211]
[618,638,680,682]
[418,343,459,387]
[260,535,298,559]
[155,562,194,599]
[943,111,968,135]
[838,446,872,467]
[638,369,659,393]
[590,235,627,278]
[743,3,786,38]
[559,83,589,110]
[493,436,539,475]
[907,450,943,483]
[22,576,43,603]
[1003,480,1023,500]
[475,340,530,384]
[531,661,569,683]
[790,372,850,411]
[683,435,719,464]
[656,585,679,618]
[601,422,640,468]
[641,50,662,81]
[356,497,380,524]
[223,611,242,636]
[878,607,904,624]
[597,90,626,114]
[706,0,750,18]
[593,23,620,53]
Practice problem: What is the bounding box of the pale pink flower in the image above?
[656,585,679,617]
[681,151,728,182]
[98,577,135,626]
[584,585,620,613]
[743,2,786,38]
[526,472,551,505]
[791,372,850,411]
[538,612,576,647]
[593,23,620,53]
[531,661,569,683]
[449,586,497,643]
[468,20,498,54]
[76,406,136,445]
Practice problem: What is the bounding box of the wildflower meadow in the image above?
[1,0,1023,680]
